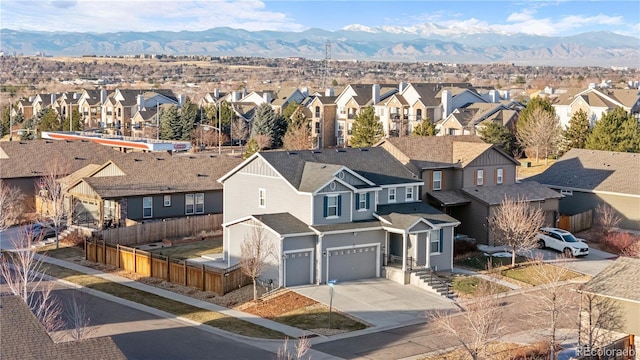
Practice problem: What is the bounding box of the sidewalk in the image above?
[37,254,311,339]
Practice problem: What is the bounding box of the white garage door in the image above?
[327,245,378,282]
[284,250,313,287]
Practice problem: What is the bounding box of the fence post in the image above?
[202,264,206,291]
[166,256,170,280]
[95,238,98,263]
[133,248,137,273]
[117,244,120,269]
[184,261,188,286]
[84,237,87,260]
[102,240,106,263]
[149,253,153,278]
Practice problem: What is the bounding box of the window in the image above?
[143,197,152,218]
[476,169,484,186]
[430,229,443,254]
[433,171,442,191]
[496,168,503,184]
[315,106,320,118]
[324,195,341,218]
[406,186,414,201]
[356,193,369,210]
[416,109,423,121]
[258,188,266,208]
[388,188,396,202]
[185,193,205,215]
[164,195,171,207]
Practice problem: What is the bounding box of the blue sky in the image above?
[1,0,638,37]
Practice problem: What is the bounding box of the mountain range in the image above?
[1,24,638,67]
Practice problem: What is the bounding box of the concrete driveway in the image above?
[292,278,458,329]
[522,247,618,277]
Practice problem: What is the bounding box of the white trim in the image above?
[312,226,383,235]
[405,186,414,201]
[325,242,380,282]
[388,187,397,203]
[333,166,376,186]
[429,229,442,255]
[378,182,423,188]
[142,196,153,218]
[283,248,314,287]
[547,185,640,199]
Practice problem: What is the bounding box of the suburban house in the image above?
[552,87,640,128]
[64,153,243,228]
[102,89,181,136]
[218,148,460,288]
[377,136,562,244]
[77,89,110,129]
[0,140,127,211]
[580,256,640,336]
[304,90,337,149]
[437,101,520,136]
[527,148,640,230]
[51,92,82,124]
[0,296,126,360]
[13,97,35,120]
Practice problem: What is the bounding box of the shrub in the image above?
[604,232,640,257]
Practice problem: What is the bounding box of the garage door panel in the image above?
[328,245,377,282]
[284,251,312,287]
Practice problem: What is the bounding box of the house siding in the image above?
[452,197,490,244]
[124,191,221,221]
[226,221,282,286]
[429,227,454,271]
[466,151,517,185]
[318,230,385,284]
[556,190,640,230]
[313,192,352,225]
[352,192,375,221]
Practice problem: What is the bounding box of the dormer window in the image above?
[388,188,396,202]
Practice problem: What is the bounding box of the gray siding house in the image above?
[218,148,460,288]
[527,149,640,230]
[65,153,243,228]
[377,136,562,244]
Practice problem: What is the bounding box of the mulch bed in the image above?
[236,291,318,318]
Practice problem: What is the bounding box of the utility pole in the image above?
[218,102,221,155]
[9,99,13,141]
[156,101,159,140]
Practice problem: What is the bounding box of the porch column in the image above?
[402,232,408,272]
[316,234,324,284]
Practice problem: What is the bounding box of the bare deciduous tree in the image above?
[37,159,69,249]
[277,336,311,360]
[282,123,312,150]
[579,292,624,350]
[517,108,561,164]
[231,117,249,147]
[240,224,275,302]
[595,203,622,237]
[430,279,506,360]
[0,180,25,230]
[528,257,576,360]
[488,196,545,267]
[0,234,64,333]
[252,134,272,151]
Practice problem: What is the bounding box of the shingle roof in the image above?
[376,202,460,229]
[0,140,127,179]
[81,153,243,198]
[298,162,344,192]
[526,148,640,195]
[254,213,314,235]
[0,295,126,360]
[581,256,640,303]
[310,219,382,233]
[259,148,419,191]
[427,190,472,206]
[461,181,562,205]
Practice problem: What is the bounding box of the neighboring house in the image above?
[438,102,520,136]
[553,87,640,128]
[527,148,640,230]
[580,256,640,336]
[77,89,110,129]
[104,89,181,136]
[305,90,337,149]
[269,87,307,114]
[0,140,127,210]
[65,153,243,228]
[0,295,126,360]
[198,88,226,108]
[14,97,34,120]
[377,135,562,244]
[218,148,460,288]
[52,92,82,124]
[31,93,60,116]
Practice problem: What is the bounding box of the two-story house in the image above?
[438,102,520,136]
[377,136,562,245]
[218,148,460,288]
[553,87,640,128]
[305,90,337,149]
[77,89,109,129]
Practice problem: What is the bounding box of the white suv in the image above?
[535,227,589,257]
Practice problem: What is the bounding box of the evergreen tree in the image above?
[586,107,640,153]
[517,97,556,131]
[62,109,83,131]
[412,118,438,136]
[206,101,234,132]
[350,106,384,147]
[478,122,516,153]
[0,106,9,137]
[243,138,260,159]
[39,108,62,132]
[562,109,591,152]
[179,100,198,141]
[159,105,179,140]
[251,103,287,148]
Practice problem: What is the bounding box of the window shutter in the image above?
[323,196,328,217]
[355,193,360,210]
[494,168,497,184]
[475,170,478,185]
[366,193,370,209]
[337,195,342,216]
[439,229,444,252]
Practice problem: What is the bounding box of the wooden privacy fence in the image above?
[93,214,223,246]
[558,209,593,233]
[85,239,249,295]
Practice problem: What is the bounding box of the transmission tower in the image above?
[320,40,331,89]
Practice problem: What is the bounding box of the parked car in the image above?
[25,222,62,241]
[535,227,589,257]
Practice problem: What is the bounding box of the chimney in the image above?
[262,92,272,104]
[50,94,57,105]
[232,91,241,102]
[442,89,452,119]
[242,88,248,97]
[178,94,186,107]
[29,96,34,102]
[73,92,78,100]
[489,90,498,103]
[325,88,334,97]
[301,87,309,97]
[100,89,107,104]
[372,84,380,105]
[213,88,220,98]
[136,94,144,112]
[399,81,407,93]
[504,90,510,100]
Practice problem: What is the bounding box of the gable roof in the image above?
[554,88,640,109]
[581,256,640,303]
[461,181,563,205]
[257,148,420,191]
[79,153,244,198]
[253,213,315,236]
[376,202,460,229]
[526,148,640,196]
[0,295,126,360]
[0,140,126,179]
[404,83,474,107]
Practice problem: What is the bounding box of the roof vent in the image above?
[19,141,26,144]
[336,149,346,153]
[359,148,369,152]
[156,157,164,160]
[311,150,321,154]
[74,156,86,160]
[189,156,196,159]
[81,140,89,142]
[134,158,142,162]
[65,140,73,143]
[45,140,53,144]
[209,155,217,158]
[197,173,208,177]
[287,151,298,155]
